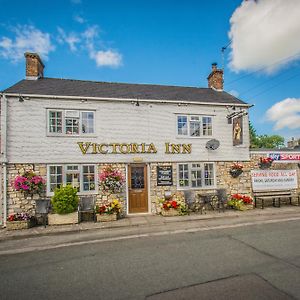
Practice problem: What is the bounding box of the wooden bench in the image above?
[253,190,299,209]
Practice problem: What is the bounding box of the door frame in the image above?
[126,163,151,215]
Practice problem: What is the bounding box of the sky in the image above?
[0,0,299,143]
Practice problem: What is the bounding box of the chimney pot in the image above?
[207,62,223,91]
[24,52,44,80]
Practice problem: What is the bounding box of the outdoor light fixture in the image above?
[18,96,25,102]
[135,100,140,107]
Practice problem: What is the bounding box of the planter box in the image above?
[161,208,180,217]
[229,169,243,178]
[244,204,254,210]
[6,219,35,231]
[48,211,79,225]
[96,213,117,222]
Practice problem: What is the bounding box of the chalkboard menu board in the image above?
[157,166,173,186]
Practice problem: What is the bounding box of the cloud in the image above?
[266,98,300,130]
[73,15,86,24]
[57,27,81,52]
[0,25,55,62]
[81,26,123,68]
[229,0,300,73]
[90,50,122,67]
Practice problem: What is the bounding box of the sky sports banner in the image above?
[251,170,298,191]
[268,153,300,162]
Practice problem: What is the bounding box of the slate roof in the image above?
[3,77,248,105]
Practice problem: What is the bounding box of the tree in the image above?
[249,122,285,149]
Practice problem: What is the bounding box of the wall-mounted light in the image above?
[18,96,25,102]
[81,99,87,103]
[135,100,140,107]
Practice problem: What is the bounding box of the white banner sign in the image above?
[251,169,298,191]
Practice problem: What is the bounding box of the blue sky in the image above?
[0,0,299,142]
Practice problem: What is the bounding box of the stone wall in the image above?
[6,164,47,216]
[96,163,127,217]
[4,155,300,217]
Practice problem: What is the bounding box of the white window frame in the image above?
[47,109,95,136]
[47,164,98,196]
[177,162,216,190]
[176,114,213,138]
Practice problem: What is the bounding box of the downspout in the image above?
[0,93,8,227]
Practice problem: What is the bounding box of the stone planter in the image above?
[244,204,254,210]
[229,169,243,178]
[161,208,180,217]
[48,211,79,225]
[6,219,35,231]
[96,213,117,222]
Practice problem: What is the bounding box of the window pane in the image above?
[82,112,94,134]
[190,116,201,136]
[204,163,214,186]
[177,116,188,135]
[203,117,212,136]
[191,164,202,187]
[49,111,62,133]
[65,117,79,134]
[178,164,189,187]
[49,166,63,192]
[82,165,95,191]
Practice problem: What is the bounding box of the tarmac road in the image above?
[0,217,299,299]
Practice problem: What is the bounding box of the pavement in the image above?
[1,206,299,241]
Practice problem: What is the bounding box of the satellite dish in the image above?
[206,139,220,150]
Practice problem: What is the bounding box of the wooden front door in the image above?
[128,164,148,213]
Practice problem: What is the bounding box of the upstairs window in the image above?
[177,115,213,137]
[48,109,95,135]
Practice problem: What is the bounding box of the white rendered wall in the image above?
[6,97,250,163]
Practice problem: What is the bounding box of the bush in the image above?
[51,185,79,214]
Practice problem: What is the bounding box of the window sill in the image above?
[175,136,214,139]
[177,185,217,191]
[47,134,97,138]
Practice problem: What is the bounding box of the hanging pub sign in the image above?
[157,166,173,186]
[233,116,243,146]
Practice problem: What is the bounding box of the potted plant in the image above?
[259,157,273,169]
[159,192,188,216]
[6,213,35,230]
[229,163,243,178]
[99,166,124,194]
[95,199,122,222]
[48,185,79,225]
[227,193,254,210]
[13,171,45,197]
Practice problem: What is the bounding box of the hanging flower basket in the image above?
[259,157,273,169]
[99,166,124,194]
[13,171,45,196]
[229,163,243,178]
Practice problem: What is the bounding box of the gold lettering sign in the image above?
[77,142,190,155]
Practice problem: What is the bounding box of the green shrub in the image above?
[51,185,79,214]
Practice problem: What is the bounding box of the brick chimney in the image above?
[207,63,223,91]
[24,52,44,80]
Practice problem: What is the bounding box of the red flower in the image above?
[171,200,178,209]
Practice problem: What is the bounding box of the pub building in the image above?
[0,53,299,225]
